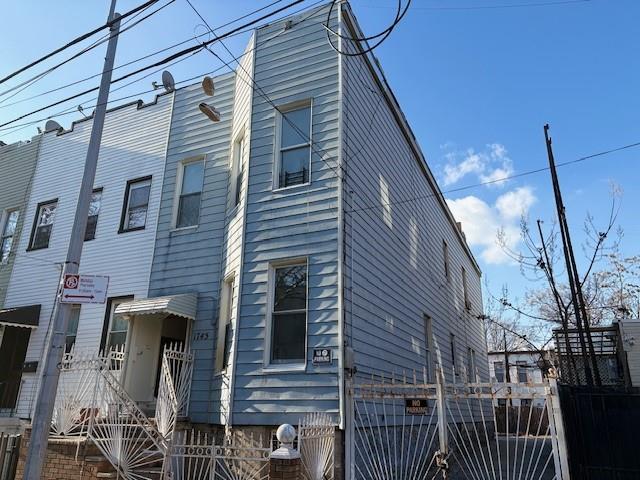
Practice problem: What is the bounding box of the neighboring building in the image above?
[0,137,41,427]
[0,93,173,425]
[0,2,488,471]
[488,350,551,406]
[620,319,640,387]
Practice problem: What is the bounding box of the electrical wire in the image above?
[359,0,590,11]
[0,0,163,86]
[0,0,307,131]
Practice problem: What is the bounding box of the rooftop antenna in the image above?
[77,105,88,119]
[202,76,215,97]
[161,70,175,93]
[152,81,159,90]
[44,120,63,133]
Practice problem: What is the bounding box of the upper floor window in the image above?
[176,159,204,228]
[462,266,470,310]
[29,199,57,250]
[1,209,19,264]
[443,240,450,281]
[517,361,528,383]
[494,361,505,382]
[450,333,458,375]
[84,188,102,241]
[277,102,311,189]
[120,177,151,232]
[230,136,245,209]
[270,261,307,364]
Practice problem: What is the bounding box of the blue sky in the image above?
[1,0,638,312]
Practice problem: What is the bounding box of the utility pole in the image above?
[543,125,601,387]
[23,2,120,478]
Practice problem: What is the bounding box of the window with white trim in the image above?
[84,188,102,241]
[230,135,245,208]
[215,276,235,372]
[120,177,151,232]
[450,333,458,376]
[106,300,130,349]
[0,209,19,264]
[65,306,80,353]
[270,261,307,364]
[462,266,470,310]
[494,361,505,382]
[176,160,204,228]
[276,102,311,188]
[443,240,450,281]
[517,361,528,383]
[29,200,57,250]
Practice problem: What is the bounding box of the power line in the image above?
[0,0,307,131]
[358,0,591,11]
[0,0,176,103]
[348,140,640,214]
[0,0,162,86]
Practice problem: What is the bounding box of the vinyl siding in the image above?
[340,8,488,385]
[4,94,173,418]
[232,5,342,426]
[0,137,41,308]
[148,73,236,424]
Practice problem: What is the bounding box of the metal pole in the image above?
[23,2,119,477]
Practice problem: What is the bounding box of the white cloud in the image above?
[441,143,514,187]
[447,187,537,265]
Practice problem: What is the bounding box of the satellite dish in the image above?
[199,103,221,122]
[44,120,63,133]
[161,70,175,93]
[202,76,215,97]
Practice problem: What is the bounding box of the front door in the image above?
[0,327,31,409]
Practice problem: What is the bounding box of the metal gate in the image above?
[347,369,570,480]
[0,433,20,480]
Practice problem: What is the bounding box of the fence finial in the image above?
[271,424,300,460]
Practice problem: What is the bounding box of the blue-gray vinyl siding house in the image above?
[148,1,487,434]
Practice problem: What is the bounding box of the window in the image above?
[65,306,80,353]
[450,333,458,375]
[120,177,151,232]
[101,297,132,351]
[29,200,57,250]
[215,276,236,372]
[231,136,245,208]
[442,240,450,281]
[467,347,477,382]
[85,189,102,241]
[176,160,204,228]
[462,266,470,310]
[270,261,307,364]
[423,315,434,382]
[517,361,528,383]
[1,209,19,264]
[277,102,311,188]
[494,361,505,382]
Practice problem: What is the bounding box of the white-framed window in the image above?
[230,135,245,209]
[267,259,308,365]
[450,333,458,376]
[65,306,81,353]
[175,158,205,228]
[442,240,450,281]
[104,298,131,350]
[85,188,102,241]
[120,176,151,232]
[0,209,19,264]
[494,361,505,382]
[275,101,312,189]
[215,275,236,372]
[29,199,57,250]
[517,361,528,383]
[423,314,434,382]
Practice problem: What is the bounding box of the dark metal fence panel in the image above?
[559,385,640,479]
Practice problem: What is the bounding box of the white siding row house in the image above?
[0,1,488,460]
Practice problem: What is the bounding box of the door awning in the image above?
[0,304,41,329]
[114,294,197,320]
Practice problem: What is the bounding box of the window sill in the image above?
[118,226,146,234]
[170,225,198,233]
[26,245,48,252]
[262,363,306,374]
[272,182,311,194]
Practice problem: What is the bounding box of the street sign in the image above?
[312,348,332,365]
[405,398,429,415]
[60,274,109,304]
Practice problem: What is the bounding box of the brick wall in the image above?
[15,429,113,480]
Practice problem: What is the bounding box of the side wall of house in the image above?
[341,11,488,385]
[4,95,173,418]
[148,74,235,424]
[232,5,342,426]
[0,137,41,308]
